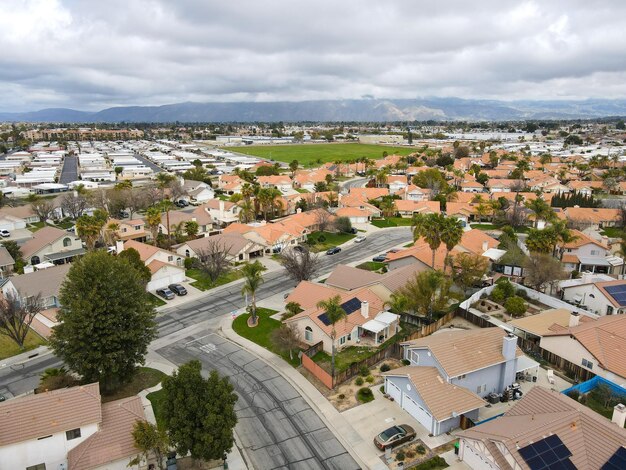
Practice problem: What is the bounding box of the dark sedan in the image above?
[373,424,416,450]
[156,288,175,300]
[326,247,342,255]
[168,284,187,296]
[372,254,387,262]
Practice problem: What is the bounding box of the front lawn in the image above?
[295,188,310,193]
[470,223,501,230]
[601,227,625,238]
[27,221,46,232]
[102,367,166,403]
[356,261,385,272]
[312,346,380,373]
[146,293,167,308]
[371,217,414,228]
[0,330,46,360]
[186,268,245,291]
[307,231,355,252]
[147,388,166,429]
[232,307,301,367]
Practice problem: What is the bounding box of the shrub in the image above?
[338,393,345,400]
[567,390,580,401]
[366,375,375,383]
[396,451,406,461]
[490,287,506,303]
[402,359,410,366]
[360,365,370,376]
[380,385,385,393]
[516,288,529,299]
[416,444,426,454]
[380,363,391,372]
[317,235,326,243]
[406,450,416,458]
[184,257,194,270]
[357,387,374,403]
[355,377,364,386]
[505,296,527,317]
[334,216,353,233]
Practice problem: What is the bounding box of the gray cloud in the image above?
[1,0,626,111]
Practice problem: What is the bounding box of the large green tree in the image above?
[398,270,456,321]
[161,360,238,462]
[241,260,265,325]
[50,251,157,392]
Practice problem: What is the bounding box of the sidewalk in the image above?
[221,314,387,470]
[0,345,52,368]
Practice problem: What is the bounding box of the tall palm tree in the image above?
[525,198,555,228]
[155,172,175,199]
[440,217,464,274]
[375,168,389,188]
[160,199,174,246]
[145,206,162,242]
[413,213,446,268]
[105,222,120,246]
[238,200,255,223]
[315,295,347,378]
[241,261,265,325]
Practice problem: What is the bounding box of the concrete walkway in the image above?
[221,314,386,470]
[0,345,52,368]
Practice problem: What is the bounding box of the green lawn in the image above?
[601,227,625,238]
[470,223,501,230]
[0,330,46,360]
[231,307,302,366]
[307,231,355,252]
[312,346,381,373]
[412,456,449,470]
[147,388,166,429]
[186,268,245,291]
[102,367,166,402]
[295,188,310,193]
[356,261,385,272]
[146,293,167,308]
[371,217,414,228]
[27,221,46,232]
[55,219,75,229]
[231,143,415,166]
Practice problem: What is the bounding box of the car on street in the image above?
[387,248,400,254]
[168,284,187,296]
[354,235,366,243]
[0,229,10,238]
[326,247,342,255]
[372,254,387,262]
[175,199,189,208]
[156,288,175,300]
[373,424,416,450]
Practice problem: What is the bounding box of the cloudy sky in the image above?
[1,0,626,111]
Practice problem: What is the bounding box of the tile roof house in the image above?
[21,226,85,266]
[174,232,265,263]
[560,278,626,316]
[0,245,15,277]
[0,383,145,470]
[394,200,440,217]
[158,206,213,236]
[383,328,524,435]
[109,218,149,242]
[556,229,622,275]
[458,386,626,470]
[121,240,185,291]
[555,207,622,229]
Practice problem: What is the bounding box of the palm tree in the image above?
[155,172,175,199]
[375,168,389,188]
[384,292,409,314]
[379,196,396,218]
[315,295,347,378]
[160,199,174,246]
[238,200,255,223]
[440,217,464,274]
[145,206,162,242]
[104,222,120,246]
[525,198,555,228]
[413,213,446,268]
[241,261,265,325]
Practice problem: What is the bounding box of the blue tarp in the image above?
[561,376,626,397]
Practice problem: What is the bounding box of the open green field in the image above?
[231,143,415,166]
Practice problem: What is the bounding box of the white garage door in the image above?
[461,441,499,470]
[147,270,185,291]
[402,393,432,432]
[386,379,402,403]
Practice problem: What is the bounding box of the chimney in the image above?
[115,240,124,254]
[569,312,580,328]
[502,333,517,361]
[296,208,302,214]
[612,404,626,428]
[581,271,593,284]
[219,199,225,218]
[482,241,489,252]
[361,301,369,319]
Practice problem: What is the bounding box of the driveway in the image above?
[4,228,33,243]
[153,281,204,310]
[59,155,78,184]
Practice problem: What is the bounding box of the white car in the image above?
[0,229,10,238]
[354,235,367,243]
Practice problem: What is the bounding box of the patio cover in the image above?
[375,311,399,324]
[361,319,387,334]
[44,248,86,261]
[516,355,540,373]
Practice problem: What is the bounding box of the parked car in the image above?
[372,254,387,262]
[175,199,189,208]
[66,225,76,232]
[349,227,358,234]
[387,248,400,254]
[119,210,130,218]
[156,288,175,300]
[354,235,366,243]
[326,247,342,255]
[293,245,305,253]
[168,284,187,296]
[0,229,10,238]
[373,424,416,450]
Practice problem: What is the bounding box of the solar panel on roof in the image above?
[518,435,574,470]
[603,285,626,306]
[341,297,362,314]
[601,446,626,470]
[317,313,330,326]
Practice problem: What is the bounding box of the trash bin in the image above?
[532,375,537,382]
[454,441,459,455]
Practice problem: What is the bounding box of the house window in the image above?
[122,227,127,233]
[185,249,190,258]
[168,255,173,262]
[339,336,346,345]
[305,326,313,342]
[590,250,598,256]
[410,350,419,365]
[134,225,141,230]
[582,359,594,369]
[476,384,486,394]
[63,237,72,247]
[26,464,46,470]
[607,305,614,315]
[458,374,466,380]
[66,428,81,440]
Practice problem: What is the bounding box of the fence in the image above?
[301,353,333,389]
[562,376,626,397]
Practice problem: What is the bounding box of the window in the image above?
[134,225,141,230]
[121,227,127,233]
[63,237,72,247]
[458,374,466,380]
[185,249,190,258]
[590,250,598,256]
[476,384,486,394]
[339,336,346,345]
[582,359,593,369]
[66,428,81,440]
[607,305,614,315]
[26,464,46,470]
[305,326,313,342]
[410,350,419,365]
[168,255,173,262]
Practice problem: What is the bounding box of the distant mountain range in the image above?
[2,97,626,123]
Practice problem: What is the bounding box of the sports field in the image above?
[230,143,414,166]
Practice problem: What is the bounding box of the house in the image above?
[175,232,265,262]
[109,218,149,242]
[458,387,626,470]
[460,180,485,193]
[567,180,605,196]
[293,169,332,191]
[121,240,185,291]
[324,264,383,291]
[182,179,214,204]
[334,206,372,224]
[257,175,293,192]
[383,328,525,435]
[555,207,622,229]
[0,383,145,470]
[560,277,626,315]
[203,199,240,226]
[396,185,431,201]
[0,246,15,277]
[394,200,440,218]
[0,213,27,231]
[159,207,213,236]
[387,175,408,193]
[557,229,623,275]
[0,204,41,225]
[2,263,70,309]
[539,314,626,385]
[284,284,400,352]
[20,226,85,265]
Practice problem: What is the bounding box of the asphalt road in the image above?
[133,152,163,173]
[158,332,360,470]
[59,155,78,184]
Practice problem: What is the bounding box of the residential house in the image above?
[387,175,408,193]
[0,383,145,470]
[0,212,27,231]
[284,283,400,352]
[324,264,383,291]
[223,220,306,254]
[109,218,149,242]
[560,277,626,315]
[539,314,626,385]
[460,180,485,193]
[182,178,214,204]
[458,386,626,470]
[394,200,440,218]
[257,175,293,192]
[293,169,332,192]
[174,232,264,262]
[567,180,604,196]
[121,240,185,291]
[217,174,244,194]
[0,246,15,277]
[396,185,431,202]
[20,226,85,265]
[383,328,524,435]
[203,199,240,227]
[159,207,213,236]
[335,206,373,224]
[555,207,622,229]
[557,229,623,275]
[348,187,389,201]
[487,179,522,193]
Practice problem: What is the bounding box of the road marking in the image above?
[183,333,215,346]
[200,343,217,353]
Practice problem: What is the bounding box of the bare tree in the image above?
[31,198,56,222]
[168,179,187,202]
[61,193,88,220]
[270,323,301,360]
[88,188,111,212]
[194,239,232,282]
[0,292,43,349]
[143,185,163,207]
[523,252,567,293]
[279,246,320,282]
[125,188,149,219]
[313,209,333,232]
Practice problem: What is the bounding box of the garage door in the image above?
[402,393,432,432]
[147,270,185,291]
[386,379,402,403]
